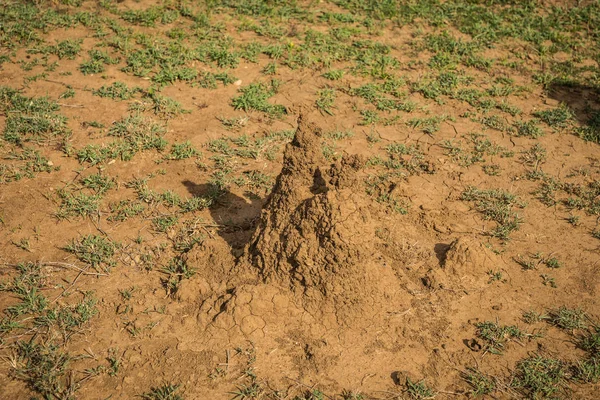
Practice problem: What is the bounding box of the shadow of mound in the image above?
[182,180,264,257]
[547,83,600,141]
[433,242,451,265]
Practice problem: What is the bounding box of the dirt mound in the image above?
[177,238,235,302]
[441,236,506,289]
[241,115,399,322]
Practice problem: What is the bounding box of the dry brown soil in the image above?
[1,1,600,399]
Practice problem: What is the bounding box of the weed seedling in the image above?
[461,187,525,240]
[520,144,547,170]
[12,238,31,252]
[534,104,573,129]
[541,274,557,288]
[161,257,196,296]
[547,307,587,330]
[106,348,121,377]
[292,389,325,400]
[64,235,118,272]
[165,142,200,160]
[108,200,145,222]
[407,115,450,135]
[578,326,600,358]
[511,355,569,399]
[217,116,248,131]
[153,215,178,232]
[523,310,547,325]
[230,383,262,400]
[80,173,115,195]
[514,120,543,138]
[231,80,286,118]
[1,86,70,145]
[566,214,580,226]
[140,383,183,400]
[55,190,101,220]
[462,367,496,397]
[475,321,526,355]
[59,87,75,99]
[322,69,344,80]
[481,115,507,132]
[316,88,336,115]
[79,49,119,75]
[83,121,105,129]
[544,256,563,269]
[93,81,140,100]
[262,62,277,75]
[405,377,436,399]
[119,286,137,301]
[341,390,364,400]
[577,110,600,143]
[482,164,501,176]
[11,341,77,399]
[574,356,600,383]
[486,270,504,284]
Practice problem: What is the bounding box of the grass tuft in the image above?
[405,377,436,400]
[461,187,525,240]
[511,355,569,399]
[547,307,587,330]
[462,367,496,397]
[64,235,118,272]
[475,321,526,355]
[140,383,183,400]
[231,80,286,117]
